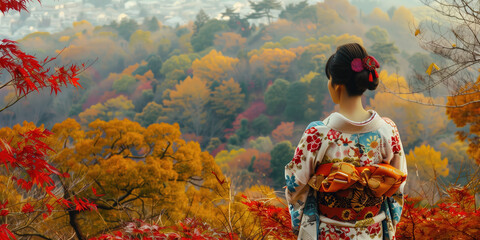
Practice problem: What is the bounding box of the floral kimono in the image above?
[285,110,407,240]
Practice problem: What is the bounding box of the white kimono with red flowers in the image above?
[285,110,407,240]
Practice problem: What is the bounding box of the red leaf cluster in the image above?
[0,224,15,240]
[241,196,296,240]
[2,128,58,191]
[21,203,34,213]
[0,0,38,14]
[396,187,480,239]
[0,39,82,96]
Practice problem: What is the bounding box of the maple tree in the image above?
[0,1,91,238]
[396,187,480,239]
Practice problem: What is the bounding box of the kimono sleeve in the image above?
[285,124,326,236]
[380,118,407,239]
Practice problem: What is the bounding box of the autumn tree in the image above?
[271,122,294,143]
[389,0,480,108]
[214,32,246,54]
[47,118,225,237]
[370,71,448,149]
[0,2,90,238]
[162,76,210,136]
[446,76,480,164]
[249,48,296,88]
[191,50,239,87]
[210,78,245,126]
[78,95,135,125]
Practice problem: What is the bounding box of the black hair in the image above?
[325,43,379,96]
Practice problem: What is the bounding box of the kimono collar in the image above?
[324,110,383,134]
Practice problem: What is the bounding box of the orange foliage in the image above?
[272,122,294,143]
[249,48,296,80]
[192,49,239,86]
[214,32,246,53]
[446,77,480,163]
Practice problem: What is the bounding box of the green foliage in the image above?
[297,43,330,75]
[305,74,327,120]
[270,141,295,189]
[160,54,192,80]
[251,114,271,136]
[114,18,139,40]
[112,75,137,94]
[133,89,154,112]
[279,36,299,47]
[408,52,433,74]
[365,26,389,44]
[236,119,251,144]
[292,5,318,22]
[264,78,289,115]
[369,42,399,66]
[279,0,309,20]
[134,101,163,126]
[284,81,308,122]
[193,9,210,35]
[191,20,228,52]
[143,16,160,32]
[249,136,274,153]
[146,55,163,79]
[157,38,172,59]
[247,0,283,24]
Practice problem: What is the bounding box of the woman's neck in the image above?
[338,96,371,122]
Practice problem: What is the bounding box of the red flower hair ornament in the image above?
[351,56,380,82]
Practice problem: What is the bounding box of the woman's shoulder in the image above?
[376,116,400,136]
[305,120,327,130]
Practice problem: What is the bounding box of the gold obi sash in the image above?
[308,162,407,222]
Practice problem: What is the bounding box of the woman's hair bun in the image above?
[325,43,380,96]
[354,69,379,91]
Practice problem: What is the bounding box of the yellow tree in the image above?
[406,144,449,179]
[369,71,447,148]
[191,49,239,86]
[211,78,245,125]
[162,76,211,136]
[446,77,480,164]
[249,48,296,85]
[78,95,135,125]
[47,118,226,237]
